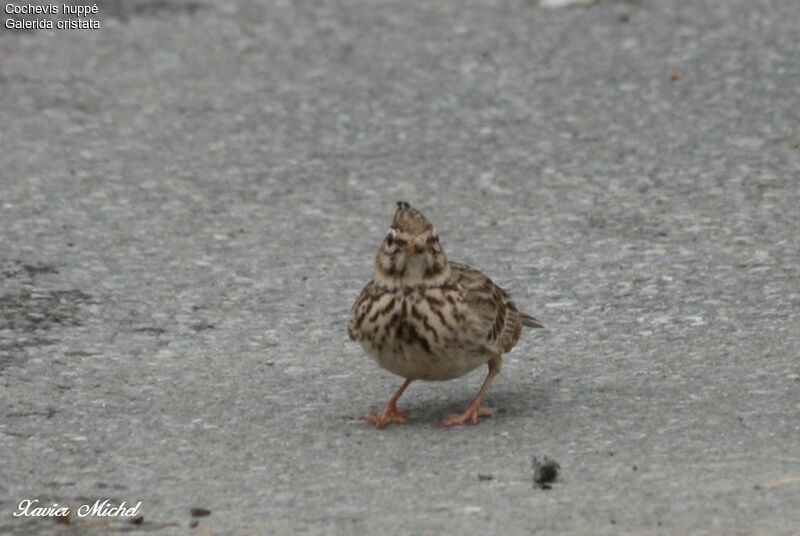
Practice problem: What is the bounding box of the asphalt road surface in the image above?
[2,0,799,534]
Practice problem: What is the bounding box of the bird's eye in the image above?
[386,234,395,246]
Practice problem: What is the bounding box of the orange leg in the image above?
[364,379,414,428]
[439,357,501,426]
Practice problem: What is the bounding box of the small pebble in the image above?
[532,455,560,486]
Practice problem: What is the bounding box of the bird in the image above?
[348,201,543,427]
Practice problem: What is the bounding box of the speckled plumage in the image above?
[348,202,543,427]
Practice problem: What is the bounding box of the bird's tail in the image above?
[521,313,544,329]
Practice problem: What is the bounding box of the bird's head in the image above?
[374,201,450,286]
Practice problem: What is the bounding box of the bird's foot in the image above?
[363,406,409,429]
[438,406,495,427]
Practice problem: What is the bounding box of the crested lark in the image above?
[348,202,543,427]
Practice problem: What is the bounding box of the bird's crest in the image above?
[392,201,433,236]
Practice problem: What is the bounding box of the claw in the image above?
[439,406,495,426]
[364,408,409,428]
[364,378,414,428]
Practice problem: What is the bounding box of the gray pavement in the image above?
[2,0,799,534]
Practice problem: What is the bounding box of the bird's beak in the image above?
[406,235,425,255]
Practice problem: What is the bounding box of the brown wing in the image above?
[449,262,534,353]
[348,280,376,340]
